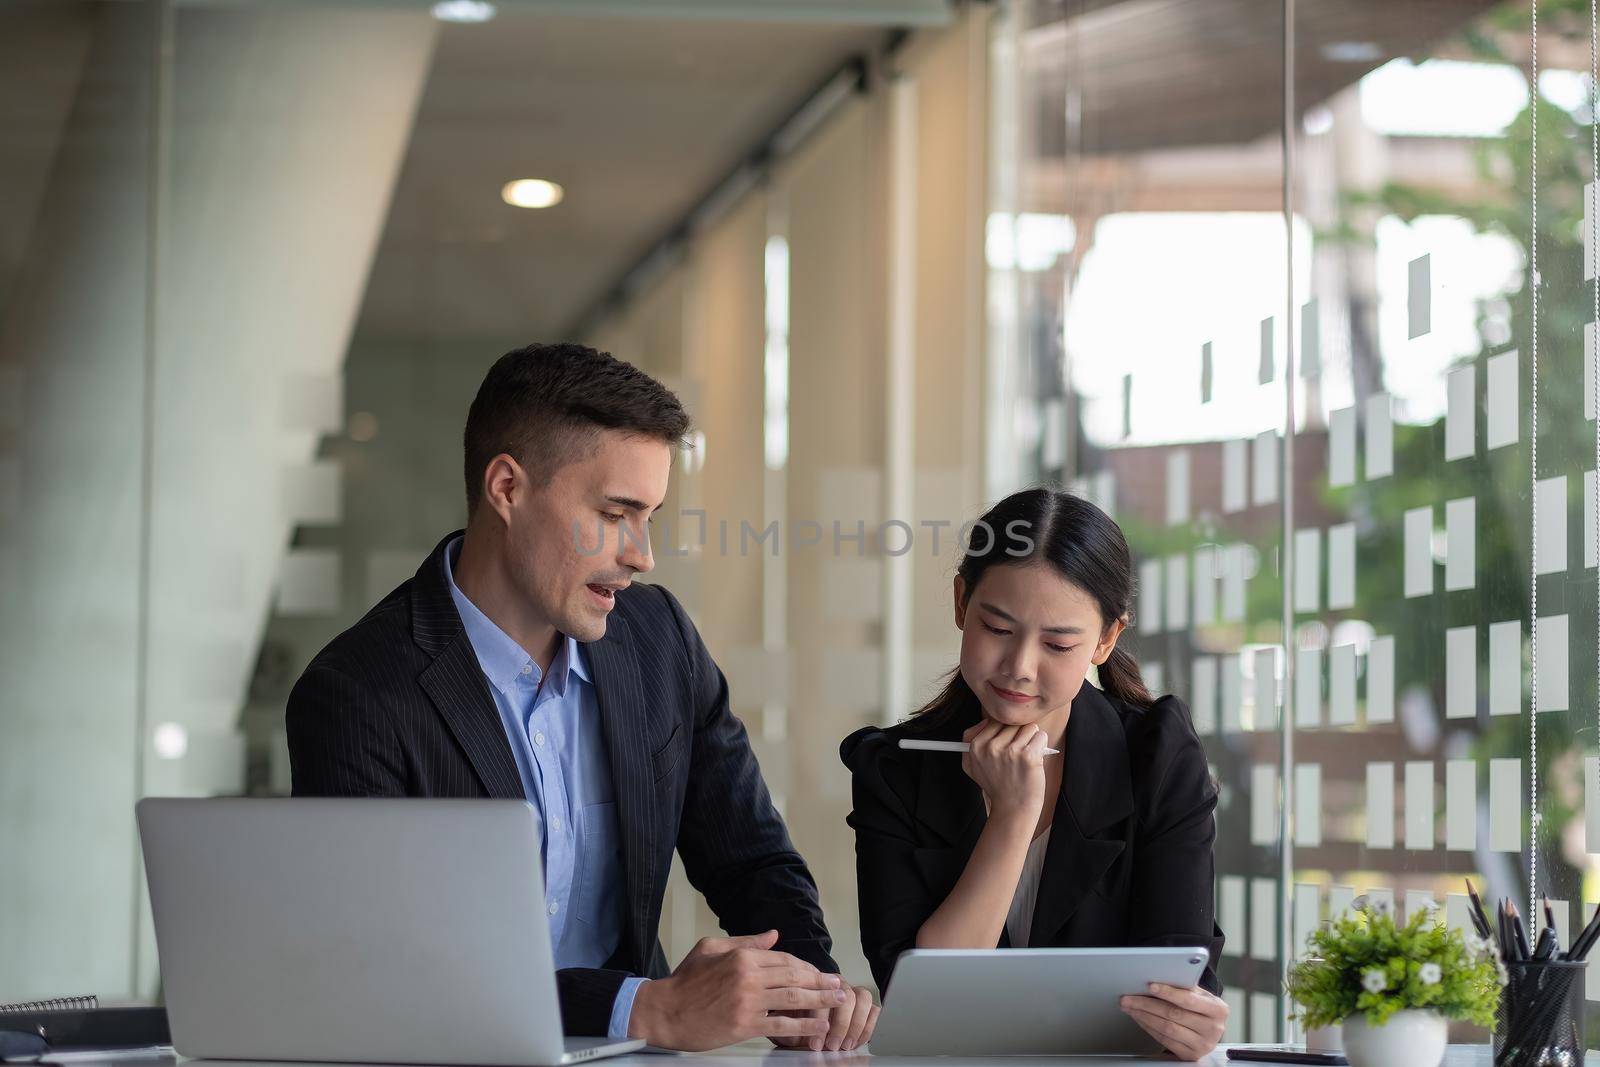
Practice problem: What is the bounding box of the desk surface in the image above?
[48,1042,1532,1067]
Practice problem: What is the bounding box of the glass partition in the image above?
[1002,0,1600,1044]
[0,0,158,1002]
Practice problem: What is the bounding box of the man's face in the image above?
[503,430,671,642]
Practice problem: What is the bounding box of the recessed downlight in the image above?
[153,722,188,760]
[502,179,565,209]
[432,1,496,23]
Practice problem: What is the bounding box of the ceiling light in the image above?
[1322,41,1383,63]
[431,1,496,24]
[153,722,188,760]
[502,179,565,209]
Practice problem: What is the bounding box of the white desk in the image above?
[41,1043,1538,1067]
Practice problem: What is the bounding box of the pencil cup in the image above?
[1493,958,1586,1067]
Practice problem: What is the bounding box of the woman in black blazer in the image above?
[842,488,1228,1060]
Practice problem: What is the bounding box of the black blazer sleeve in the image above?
[286,663,408,796]
[554,971,632,1035]
[658,586,837,975]
[840,728,925,992]
[1125,696,1225,994]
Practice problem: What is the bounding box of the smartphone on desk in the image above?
[1227,1047,1348,1065]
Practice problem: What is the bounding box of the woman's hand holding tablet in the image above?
[1120,981,1231,1060]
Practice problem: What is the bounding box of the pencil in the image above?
[897,739,1061,757]
[1465,880,1492,940]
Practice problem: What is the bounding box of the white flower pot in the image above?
[1303,1024,1342,1053]
[1339,1010,1446,1067]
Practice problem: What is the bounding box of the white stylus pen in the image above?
[898,739,1060,757]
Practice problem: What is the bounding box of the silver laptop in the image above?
[137,797,646,1066]
[869,946,1211,1056]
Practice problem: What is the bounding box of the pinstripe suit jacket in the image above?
[286,531,836,1036]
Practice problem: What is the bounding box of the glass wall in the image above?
[1,0,158,1002]
[1002,0,1600,1044]
[2,0,451,1001]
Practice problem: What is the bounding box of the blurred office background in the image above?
[2,0,1596,1045]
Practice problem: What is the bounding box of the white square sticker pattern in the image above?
[1445,626,1476,720]
[1445,364,1475,460]
[1367,763,1395,849]
[1537,476,1568,576]
[1328,644,1356,725]
[1404,506,1434,598]
[1446,760,1476,851]
[1294,764,1321,847]
[1445,497,1474,591]
[1367,637,1395,724]
[1490,759,1521,852]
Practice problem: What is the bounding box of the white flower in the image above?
[1362,968,1387,994]
[1419,963,1442,986]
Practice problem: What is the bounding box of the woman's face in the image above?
[954,561,1125,728]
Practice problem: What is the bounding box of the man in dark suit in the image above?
[286,343,878,1052]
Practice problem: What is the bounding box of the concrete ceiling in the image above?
[353,0,1511,347]
[353,10,900,344]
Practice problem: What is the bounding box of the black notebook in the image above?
[0,997,170,1054]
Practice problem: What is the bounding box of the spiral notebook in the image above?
[0,997,104,1016]
[0,996,170,1060]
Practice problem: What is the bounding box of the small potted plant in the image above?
[1287,901,1503,1067]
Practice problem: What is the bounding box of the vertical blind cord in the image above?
[1529,0,1542,924]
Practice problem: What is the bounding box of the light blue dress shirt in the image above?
[444,538,646,1040]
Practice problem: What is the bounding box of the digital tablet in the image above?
[867,946,1212,1057]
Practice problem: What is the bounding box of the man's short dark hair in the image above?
[463,342,691,513]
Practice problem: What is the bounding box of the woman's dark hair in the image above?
[906,486,1153,731]
[463,342,692,513]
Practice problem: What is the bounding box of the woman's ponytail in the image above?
[1098,644,1154,709]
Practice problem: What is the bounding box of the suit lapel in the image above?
[582,612,655,971]
[411,532,524,800]
[419,636,526,799]
[1028,684,1133,945]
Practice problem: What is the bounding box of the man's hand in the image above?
[820,983,880,1052]
[677,930,784,964]
[1119,982,1228,1061]
[769,982,880,1052]
[628,930,848,1051]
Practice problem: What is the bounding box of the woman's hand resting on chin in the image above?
[959,719,1050,820]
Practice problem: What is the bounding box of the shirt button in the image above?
[550,817,562,831]
[534,732,546,746]
[548,901,559,915]
[521,664,532,676]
